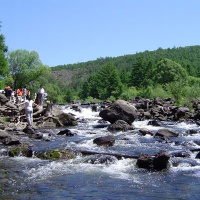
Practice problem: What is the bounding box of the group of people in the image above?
[15,86,31,104]
[3,85,47,127]
[4,85,30,104]
[4,85,46,105]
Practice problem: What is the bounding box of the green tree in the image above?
[186,64,196,77]
[80,62,123,100]
[165,80,187,102]
[96,62,123,99]
[129,55,147,88]
[64,89,73,103]
[44,83,62,103]
[0,22,8,76]
[7,50,50,89]
[119,68,130,86]
[153,58,188,85]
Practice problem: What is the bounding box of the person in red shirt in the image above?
[16,86,23,104]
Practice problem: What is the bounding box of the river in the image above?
[1,104,200,200]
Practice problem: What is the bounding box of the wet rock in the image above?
[195,151,200,159]
[23,126,36,135]
[153,97,164,106]
[93,124,109,128]
[22,126,44,139]
[71,104,81,112]
[142,111,152,119]
[0,124,5,130]
[0,130,10,140]
[8,144,32,157]
[136,151,170,171]
[57,129,76,136]
[23,148,33,157]
[99,100,138,125]
[31,132,43,139]
[176,107,190,119]
[154,129,179,139]
[34,148,76,160]
[77,118,88,123]
[186,129,199,135]
[5,101,17,109]
[108,120,135,131]
[42,120,57,128]
[97,119,108,124]
[58,113,78,126]
[0,93,9,105]
[171,157,198,167]
[169,150,191,158]
[91,105,98,112]
[139,128,154,136]
[148,120,163,126]
[83,154,118,165]
[2,136,21,145]
[93,135,115,146]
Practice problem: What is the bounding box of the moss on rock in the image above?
[35,149,76,160]
[8,145,26,157]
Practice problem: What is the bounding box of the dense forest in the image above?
[1,21,200,104]
[49,45,200,104]
[52,45,200,78]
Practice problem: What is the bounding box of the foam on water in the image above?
[176,122,199,129]
[170,164,200,173]
[23,156,142,184]
[63,106,100,120]
[133,120,163,131]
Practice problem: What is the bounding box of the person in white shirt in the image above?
[20,96,37,126]
[22,86,27,102]
[38,85,44,94]
[37,85,45,105]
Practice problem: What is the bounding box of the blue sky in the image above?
[0,0,200,67]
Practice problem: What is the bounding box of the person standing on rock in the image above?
[22,86,27,102]
[5,86,12,101]
[16,86,23,104]
[36,85,45,105]
[19,96,38,127]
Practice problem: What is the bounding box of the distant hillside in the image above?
[50,45,200,86]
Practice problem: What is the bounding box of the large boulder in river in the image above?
[155,129,179,139]
[108,120,135,131]
[47,105,78,126]
[99,100,138,125]
[136,151,170,171]
[93,135,115,146]
[2,136,21,145]
[0,130,21,146]
[58,113,78,126]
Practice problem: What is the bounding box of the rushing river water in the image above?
[1,105,200,200]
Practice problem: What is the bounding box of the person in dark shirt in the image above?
[4,86,12,101]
